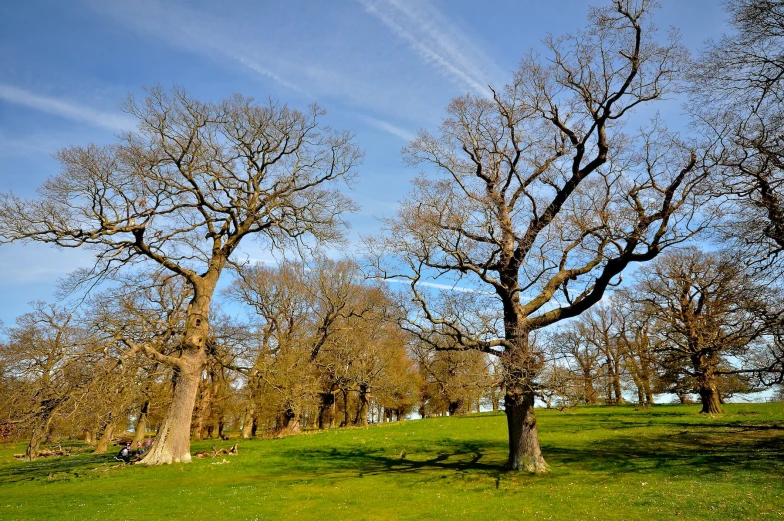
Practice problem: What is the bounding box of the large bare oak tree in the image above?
[0,87,361,464]
[369,0,706,472]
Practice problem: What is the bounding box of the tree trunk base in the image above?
[140,363,202,465]
[504,389,548,473]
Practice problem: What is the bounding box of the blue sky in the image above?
[0,0,728,325]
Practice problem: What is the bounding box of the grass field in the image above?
[1,403,782,520]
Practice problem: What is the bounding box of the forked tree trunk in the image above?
[141,355,203,465]
[277,408,300,435]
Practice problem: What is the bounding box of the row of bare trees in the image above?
[542,248,782,413]
[2,0,784,474]
[0,260,502,460]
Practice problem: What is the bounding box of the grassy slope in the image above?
[0,403,782,520]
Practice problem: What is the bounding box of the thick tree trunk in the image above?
[278,408,300,435]
[500,316,547,473]
[241,404,256,439]
[132,400,150,447]
[693,354,723,414]
[141,357,203,465]
[698,376,723,414]
[503,389,547,472]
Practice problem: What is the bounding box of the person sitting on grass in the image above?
[117,442,131,462]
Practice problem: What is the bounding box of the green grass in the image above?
[1,403,783,520]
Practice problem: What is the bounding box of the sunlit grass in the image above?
[1,403,782,520]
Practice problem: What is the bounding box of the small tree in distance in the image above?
[0,87,361,464]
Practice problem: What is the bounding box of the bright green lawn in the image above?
[1,403,782,520]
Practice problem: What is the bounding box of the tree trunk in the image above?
[500,322,547,473]
[448,399,464,416]
[693,354,723,414]
[329,390,337,428]
[583,369,597,404]
[354,384,369,426]
[241,403,256,439]
[25,414,54,461]
[613,366,623,404]
[191,375,212,441]
[95,420,115,454]
[132,400,150,447]
[141,356,203,465]
[278,408,300,435]
[341,389,349,427]
[698,375,723,414]
[503,389,547,472]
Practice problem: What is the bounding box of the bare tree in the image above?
[691,0,784,267]
[369,1,704,471]
[631,248,770,413]
[0,87,360,464]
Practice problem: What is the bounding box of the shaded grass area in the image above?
[0,403,782,520]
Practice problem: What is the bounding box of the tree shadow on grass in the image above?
[287,424,784,480]
[543,427,784,476]
[283,439,507,481]
[0,452,123,485]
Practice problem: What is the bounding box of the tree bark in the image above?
[693,354,723,414]
[141,289,213,465]
[141,356,203,464]
[354,384,369,426]
[132,400,150,447]
[241,403,256,439]
[25,414,54,461]
[698,375,723,414]
[95,420,115,454]
[501,322,547,472]
[503,389,547,472]
[191,374,212,441]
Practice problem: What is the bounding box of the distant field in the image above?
[1,403,782,520]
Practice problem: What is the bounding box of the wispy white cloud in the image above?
[381,277,489,294]
[89,0,308,96]
[358,0,504,97]
[0,84,135,131]
[358,114,417,142]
